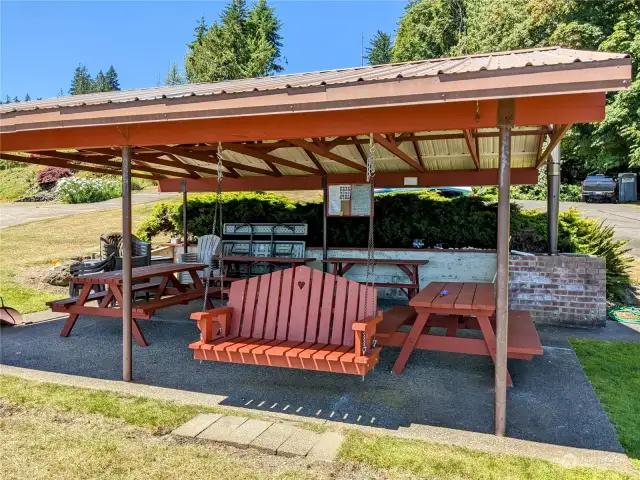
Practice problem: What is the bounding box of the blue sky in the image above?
[1,1,406,100]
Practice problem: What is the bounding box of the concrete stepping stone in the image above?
[172,413,223,437]
[307,431,344,462]
[198,415,247,442]
[250,423,296,454]
[277,427,320,457]
[225,419,273,449]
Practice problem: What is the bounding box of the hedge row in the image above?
[137,191,632,300]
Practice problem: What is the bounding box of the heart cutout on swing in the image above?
[297,281,306,289]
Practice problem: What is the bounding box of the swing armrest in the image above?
[353,311,383,358]
[191,307,234,343]
[352,311,384,332]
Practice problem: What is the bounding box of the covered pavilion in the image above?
[0,46,632,436]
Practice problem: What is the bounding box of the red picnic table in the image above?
[49,263,213,347]
[322,258,429,298]
[376,282,543,384]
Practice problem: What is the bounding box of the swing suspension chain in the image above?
[202,142,225,311]
[363,134,376,354]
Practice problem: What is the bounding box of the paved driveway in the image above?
[516,200,640,256]
[0,191,177,228]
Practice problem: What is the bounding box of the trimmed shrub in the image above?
[56,177,122,204]
[36,166,71,186]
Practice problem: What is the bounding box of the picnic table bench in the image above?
[322,258,429,298]
[48,263,213,347]
[376,282,543,384]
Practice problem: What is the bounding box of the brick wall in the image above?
[509,254,607,327]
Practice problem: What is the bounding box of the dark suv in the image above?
[581,174,617,202]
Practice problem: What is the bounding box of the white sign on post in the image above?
[326,184,372,217]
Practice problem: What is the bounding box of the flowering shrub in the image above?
[56,177,122,204]
[36,166,71,186]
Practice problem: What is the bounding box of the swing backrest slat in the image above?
[224,266,376,347]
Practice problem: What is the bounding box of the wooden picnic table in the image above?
[322,258,429,298]
[50,263,212,347]
[379,282,542,384]
[218,255,316,280]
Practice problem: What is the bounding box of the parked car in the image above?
[581,174,617,202]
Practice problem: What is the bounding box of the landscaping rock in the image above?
[43,260,79,286]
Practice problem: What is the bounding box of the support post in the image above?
[547,141,560,255]
[495,100,513,436]
[321,176,328,272]
[121,146,133,382]
[182,180,188,255]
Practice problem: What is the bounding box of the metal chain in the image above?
[362,134,376,353]
[202,142,225,310]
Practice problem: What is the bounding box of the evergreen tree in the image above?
[4,95,10,104]
[13,96,20,103]
[164,63,186,86]
[105,65,120,91]
[58,88,65,97]
[185,0,283,82]
[94,70,109,92]
[69,64,95,95]
[393,0,466,61]
[365,31,393,65]
[24,93,31,101]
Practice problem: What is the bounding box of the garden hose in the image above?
[608,306,640,325]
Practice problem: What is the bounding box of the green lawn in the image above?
[570,339,640,470]
[0,201,169,314]
[0,375,635,480]
[0,165,36,201]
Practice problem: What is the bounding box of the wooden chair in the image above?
[189,265,383,376]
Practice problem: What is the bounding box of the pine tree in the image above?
[13,96,20,103]
[94,70,109,92]
[4,95,10,104]
[105,66,120,91]
[366,31,393,65]
[164,64,186,86]
[185,0,283,82]
[58,88,65,97]
[24,93,31,102]
[69,64,95,95]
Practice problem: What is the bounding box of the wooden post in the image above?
[322,176,328,272]
[121,146,133,382]
[547,138,560,255]
[182,180,188,255]
[495,99,513,436]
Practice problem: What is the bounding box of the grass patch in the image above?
[0,406,313,480]
[0,201,173,313]
[1,374,636,479]
[0,375,222,433]
[570,339,640,469]
[339,430,636,480]
[0,165,36,201]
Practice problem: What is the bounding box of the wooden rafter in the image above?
[69,152,194,179]
[81,149,198,179]
[373,133,424,172]
[535,124,572,168]
[299,149,326,175]
[0,153,156,180]
[222,143,321,176]
[353,137,369,164]
[463,129,481,170]
[286,139,366,172]
[147,145,276,177]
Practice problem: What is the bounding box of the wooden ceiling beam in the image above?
[373,133,424,172]
[286,139,366,172]
[299,149,326,175]
[0,153,156,180]
[535,124,572,168]
[81,148,196,178]
[222,143,321,176]
[68,152,195,179]
[463,129,481,170]
[147,145,277,177]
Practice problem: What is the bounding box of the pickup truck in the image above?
[581,174,617,202]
